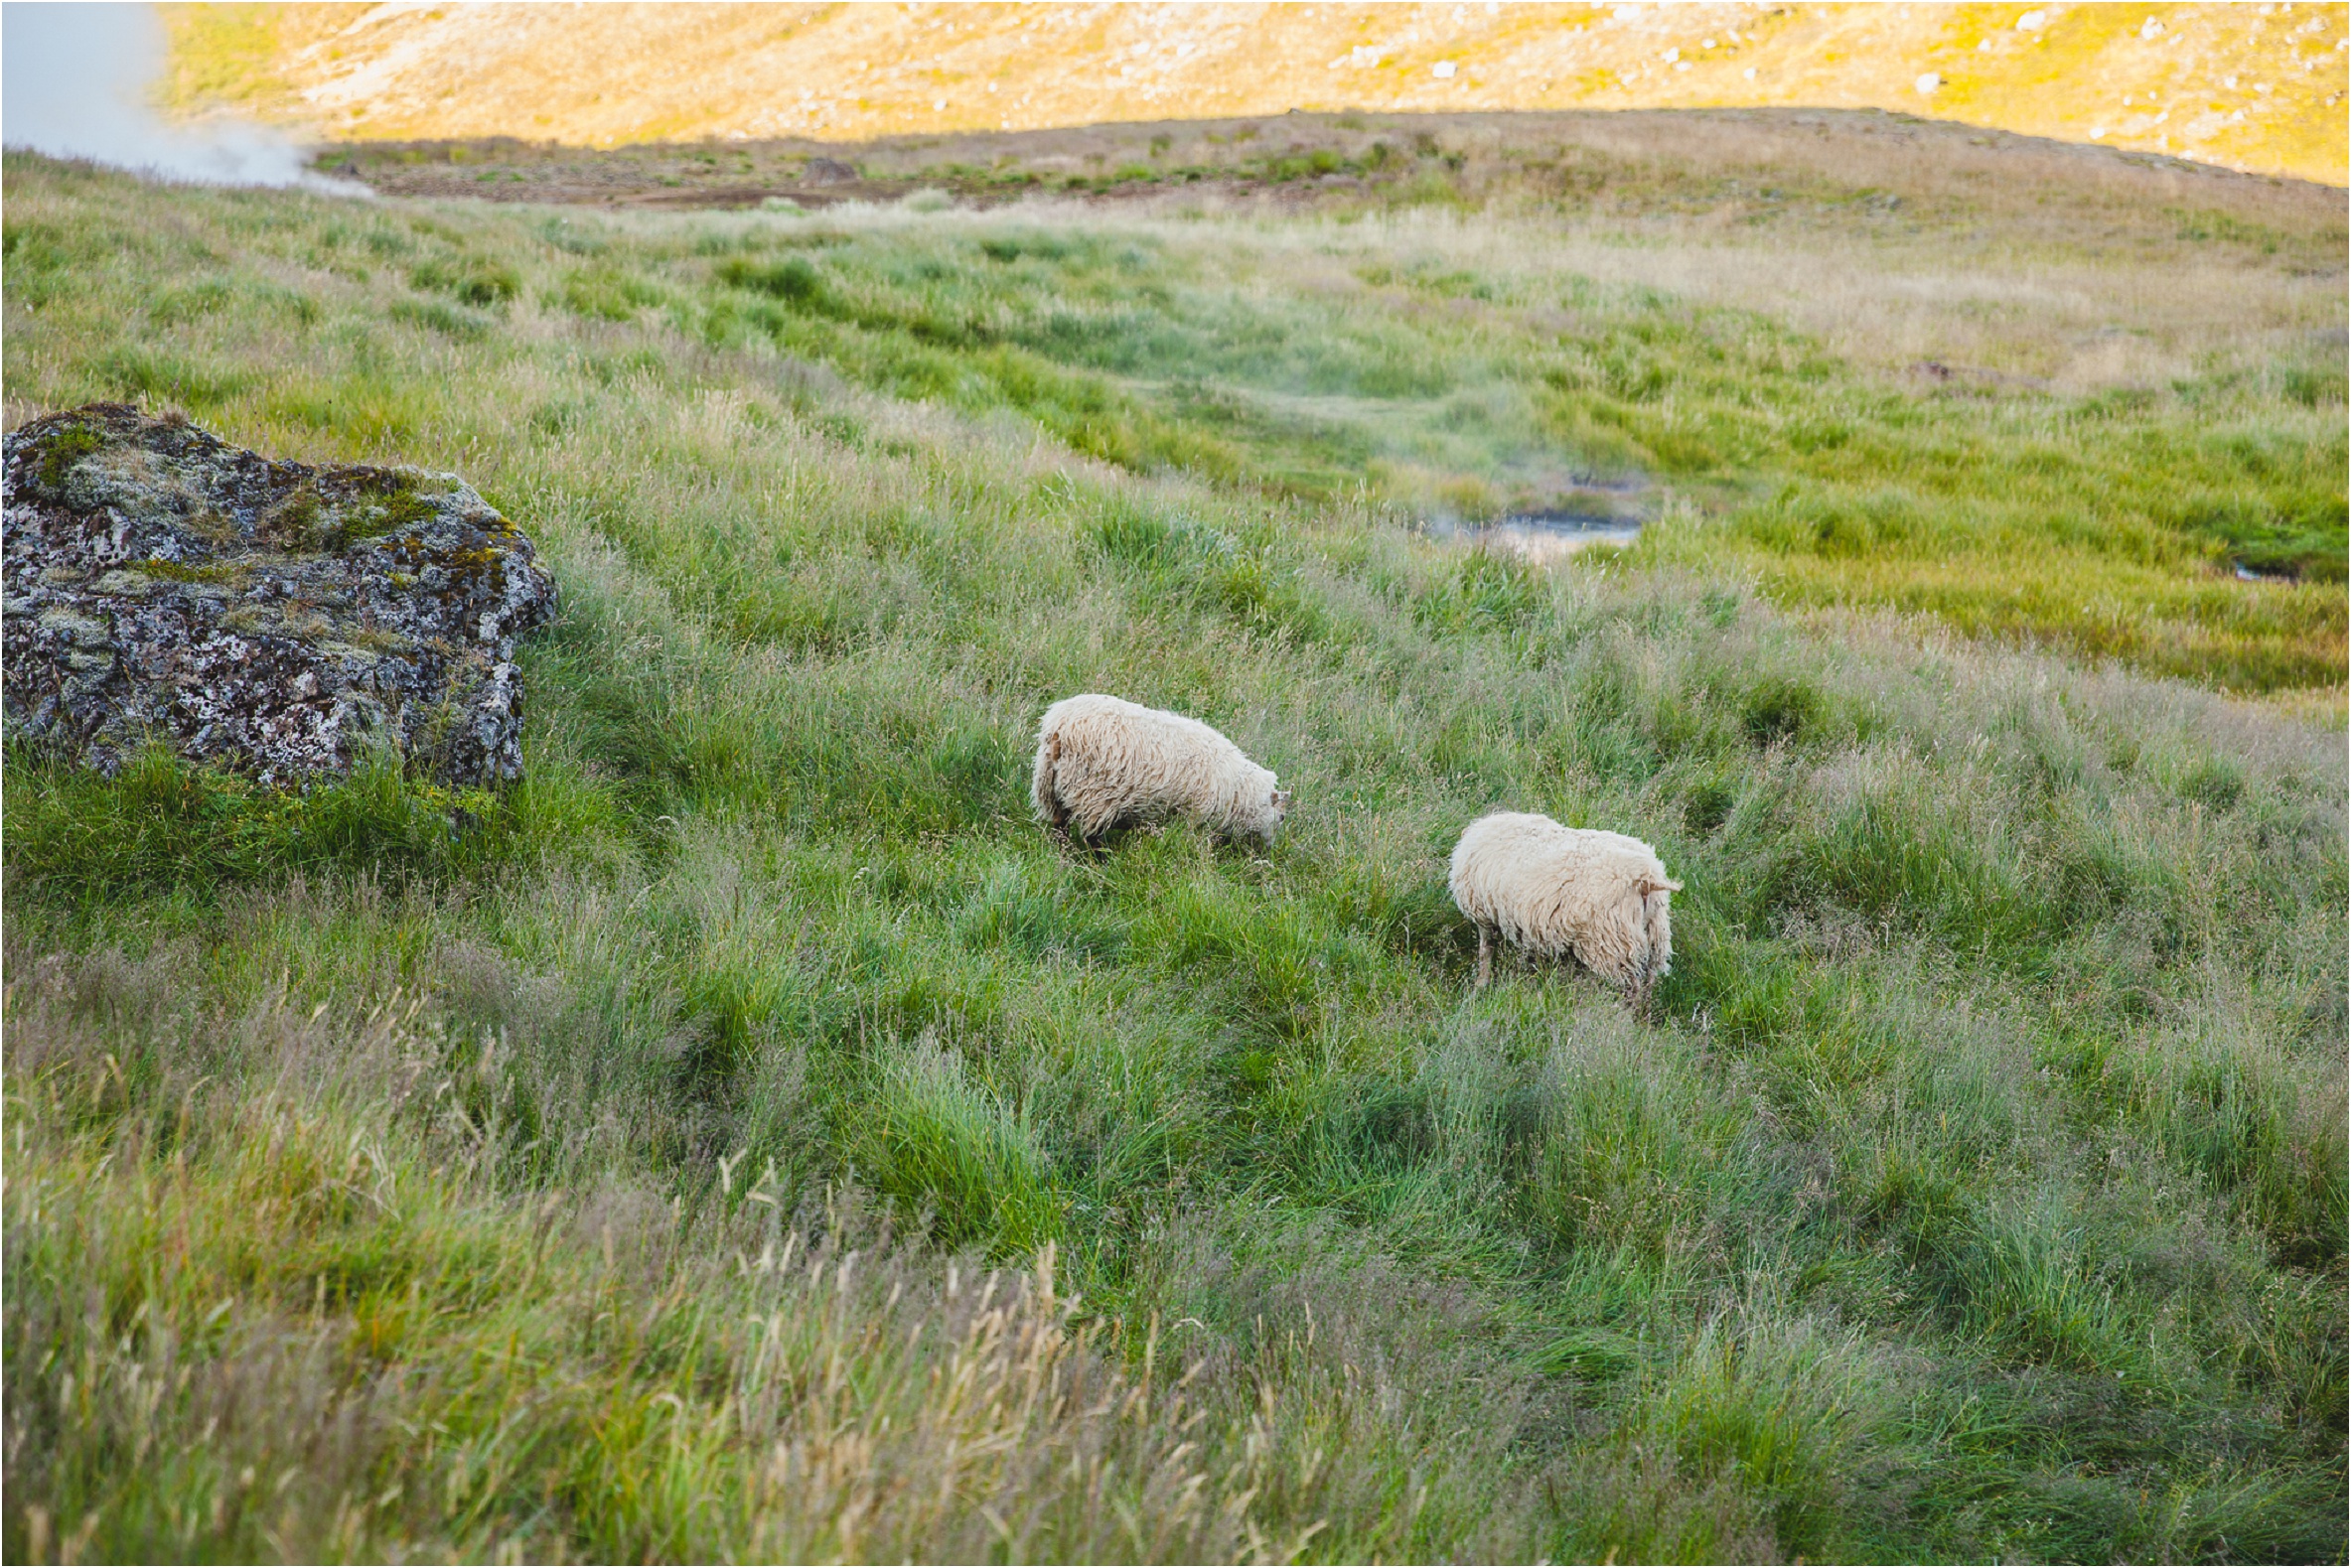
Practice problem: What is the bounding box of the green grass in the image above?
[3,151,2345,1562]
[25,118,2348,688]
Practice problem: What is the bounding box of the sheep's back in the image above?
[1038,694,1255,828]
[1448,812,1671,962]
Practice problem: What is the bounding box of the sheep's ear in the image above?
[1639,876,1683,897]
[1273,789,1293,807]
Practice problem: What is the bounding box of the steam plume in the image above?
[2,2,364,193]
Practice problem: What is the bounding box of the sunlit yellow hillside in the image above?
[165,2,2348,185]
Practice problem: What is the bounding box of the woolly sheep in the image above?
[1030,693,1291,845]
[1447,812,1682,1003]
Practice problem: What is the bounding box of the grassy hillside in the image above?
[25,113,2351,690]
[4,150,2347,1563]
[160,1,2351,185]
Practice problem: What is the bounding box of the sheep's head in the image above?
[1244,779,1293,840]
[1636,873,1681,979]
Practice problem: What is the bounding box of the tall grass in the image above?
[3,153,2345,1561]
[6,137,2343,687]
[4,973,1535,1563]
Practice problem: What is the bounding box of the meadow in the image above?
[2,120,2345,1563]
[331,107,2350,689]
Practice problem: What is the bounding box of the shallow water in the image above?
[1478,509,1644,562]
[1424,483,1650,563]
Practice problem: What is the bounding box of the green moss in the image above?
[311,484,440,550]
[439,543,506,574]
[371,490,440,531]
[261,485,324,547]
[134,557,244,585]
[36,424,105,491]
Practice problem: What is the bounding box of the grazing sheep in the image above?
[1031,693,1291,846]
[1447,812,1682,1003]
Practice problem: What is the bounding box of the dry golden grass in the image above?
[1393,107,2344,382]
[161,2,2350,184]
[1216,155,2341,388]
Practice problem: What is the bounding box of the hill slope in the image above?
[164,1,2351,185]
[297,104,2351,691]
[4,148,2348,1562]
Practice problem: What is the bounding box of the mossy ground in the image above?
[3,150,2344,1562]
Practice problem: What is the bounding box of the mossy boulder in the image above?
[3,403,556,785]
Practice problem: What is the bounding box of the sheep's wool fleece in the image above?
[1448,812,1680,987]
[1031,694,1286,839]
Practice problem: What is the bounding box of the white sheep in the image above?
[1447,812,1682,1003]
[1030,693,1291,846]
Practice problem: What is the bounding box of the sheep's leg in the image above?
[1475,925,1493,990]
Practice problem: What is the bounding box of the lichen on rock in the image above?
[3,403,557,785]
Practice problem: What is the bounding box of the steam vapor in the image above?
[2,2,364,193]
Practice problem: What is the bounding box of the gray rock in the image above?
[3,403,557,786]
